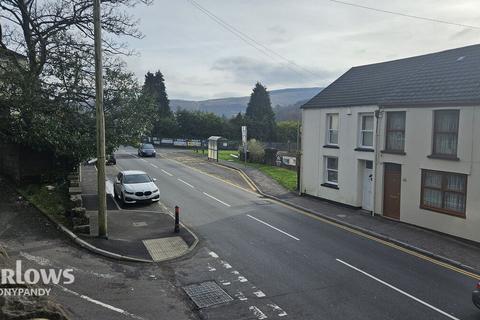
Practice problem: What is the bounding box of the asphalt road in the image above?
[114,146,480,320]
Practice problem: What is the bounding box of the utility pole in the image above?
[94,0,107,238]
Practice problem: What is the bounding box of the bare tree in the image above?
[0,0,153,164]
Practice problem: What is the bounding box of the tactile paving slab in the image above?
[183,281,233,308]
[143,237,188,261]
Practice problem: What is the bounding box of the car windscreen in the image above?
[142,144,154,149]
[123,174,151,184]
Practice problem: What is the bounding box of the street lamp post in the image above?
[93,0,107,238]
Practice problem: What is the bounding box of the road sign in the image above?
[241,126,247,144]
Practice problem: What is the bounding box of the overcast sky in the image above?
[124,0,480,100]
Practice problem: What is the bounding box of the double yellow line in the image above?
[161,152,480,281]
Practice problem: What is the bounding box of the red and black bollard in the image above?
[174,206,180,233]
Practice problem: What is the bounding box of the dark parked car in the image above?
[138,143,156,157]
[473,282,480,309]
[106,154,116,165]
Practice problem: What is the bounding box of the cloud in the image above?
[211,56,336,88]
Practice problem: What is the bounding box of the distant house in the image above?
[300,44,480,242]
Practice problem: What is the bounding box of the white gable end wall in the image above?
[301,105,378,207]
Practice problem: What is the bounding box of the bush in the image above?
[247,139,265,163]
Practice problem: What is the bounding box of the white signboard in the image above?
[282,156,296,167]
[241,126,247,144]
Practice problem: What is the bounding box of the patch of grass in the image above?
[257,165,297,191]
[218,150,240,161]
[18,182,70,225]
[207,150,298,191]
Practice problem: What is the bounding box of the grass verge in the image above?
[18,182,70,226]
[216,150,297,191]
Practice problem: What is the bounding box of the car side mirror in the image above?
[152,178,157,182]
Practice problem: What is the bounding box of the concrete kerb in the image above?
[214,161,480,279]
[18,187,199,263]
[156,201,200,263]
[17,192,153,263]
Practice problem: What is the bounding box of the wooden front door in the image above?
[383,163,401,220]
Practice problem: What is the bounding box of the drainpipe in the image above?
[373,107,384,217]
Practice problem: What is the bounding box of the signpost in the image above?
[241,126,247,168]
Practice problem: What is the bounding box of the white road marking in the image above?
[161,169,173,176]
[221,281,231,286]
[220,260,232,269]
[253,290,266,298]
[140,158,147,162]
[249,306,268,319]
[177,178,195,188]
[203,192,231,207]
[246,215,300,241]
[207,265,216,272]
[238,276,248,283]
[267,304,287,317]
[149,163,158,168]
[208,251,219,258]
[58,285,145,320]
[336,259,460,320]
[235,291,248,301]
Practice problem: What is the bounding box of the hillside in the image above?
[170,87,322,118]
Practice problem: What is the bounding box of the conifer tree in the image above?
[245,82,277,141]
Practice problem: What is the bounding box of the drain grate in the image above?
[183,281,233,308]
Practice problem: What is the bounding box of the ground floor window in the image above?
[325,157,338,185]
[421,169,466,217]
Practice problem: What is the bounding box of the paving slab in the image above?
[79,164,198,262]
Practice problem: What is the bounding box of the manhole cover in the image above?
[183,281,233,308]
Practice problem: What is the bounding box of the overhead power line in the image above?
[186,0,318,80]
[328,0,480,30]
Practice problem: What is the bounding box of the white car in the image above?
[113,170,160,204]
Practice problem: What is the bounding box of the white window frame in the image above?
[326,113,339,145]
[324,156,339,185]
[359,113,374,148]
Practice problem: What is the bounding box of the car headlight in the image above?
[125,190,134,194]
[152,189,159,193]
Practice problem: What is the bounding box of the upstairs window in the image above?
[385,112,406,152]
[432,110,459,158]
[360,114,374,148]
[326,114,339,145]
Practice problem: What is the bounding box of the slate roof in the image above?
[302,44,480,109]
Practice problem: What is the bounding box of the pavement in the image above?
[171,149,480,274]
[0,176,199,320]
[79,164,197,262]
[114,146,480,320]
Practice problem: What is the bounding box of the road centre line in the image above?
[57,285,145,320]
[135,149,480,280]
[267,198,480,281]
[178,178,195,188]
[149,163,158,168]
[336,259,460,320]
[161,169,173,176]
[203,192,231,207]
[246,214,300,241]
